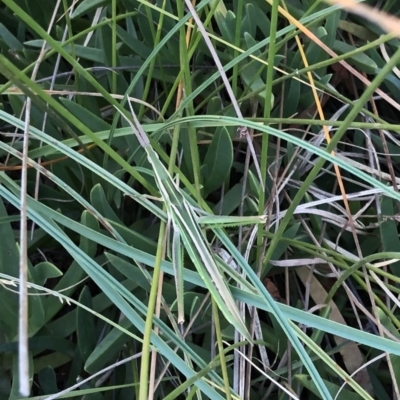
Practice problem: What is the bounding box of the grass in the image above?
[1,0,400,399]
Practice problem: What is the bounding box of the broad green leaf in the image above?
[0,23,23,51]
[32,262,62,286]
[59,98,110,131]
[70,0,109,19]
[90,184,121,224]
[105,253,148,290]
[216,10,236,43]
[43,211,98,322]
[379,196,400,275]
[2,180,400,362]
[241,5,256,38]
[0,170,227,397]
[38,366,58,395]
[109,219,158,254]
[44,279,136,340]
[212,183,243,215]
[203,127,233,195]
[253,4,271,37]
[242,33,269,105]
[0,199,20,338]
[0,201,44,337]
[333,40,378,74]
[85,317,133,373]
[283,76,301,117]
[338,20,376,41]
[324,8,341,48]
[116,25,152,59]
[77,287,97,362]
[305,27,328,71]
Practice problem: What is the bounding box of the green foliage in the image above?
[1,0,400,398]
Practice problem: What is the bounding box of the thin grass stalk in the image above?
[101,0,210,166]
[290,322,374,399]
[232,0,263,394]
[0,172,228,397]
[138,221,167,400]
[288,1,369,391]
[18,2,63,392]
[0,11,138,96]
[137,4,179,383]
[161,69,185,116]
[250,117,400,130]
[273,33,394,87]
[213,227,333,399]
[0,1,164,191]
[168,112,184,322]
[0,111,166,221]
[102,11,142,168]
[14,218,222,398]
[213,300,233,400]
[0,141,126,243]
[232,31,394,104]
[261,45,400,269]
[61,0,79,95]
[0,0,198,170]
[149,5,176,399]
[0,56,158,196]
[175,5,345,114]
[147,115,400,206]
[111,0,117,95]
[176,0,202,202]
[232,0,244,94]
[163,353,235,400]
[326,252,400,302]
[0,272,146,400]
[138,1,166,119]
[183,0,264,187]
[208,32,396,123]
[162,0,248,119]
[2,169,400,358]
[257,0,279,302]
[18,100,30,398]
[271,1,400,111]
[171,0,222,124]
[235,106,255,396]
[138,8,190,387]
[203,74,393,129]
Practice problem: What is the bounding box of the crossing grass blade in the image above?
[118,104,333,399]
[172,226,185,324]
[118,105,252,342]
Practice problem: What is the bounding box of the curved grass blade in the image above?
[0,181,227,400]
[2,174,400,359]
[118,105,252,343]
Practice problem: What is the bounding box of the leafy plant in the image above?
[1,0,400,399]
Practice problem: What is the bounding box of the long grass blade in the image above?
[118,105,252,342]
